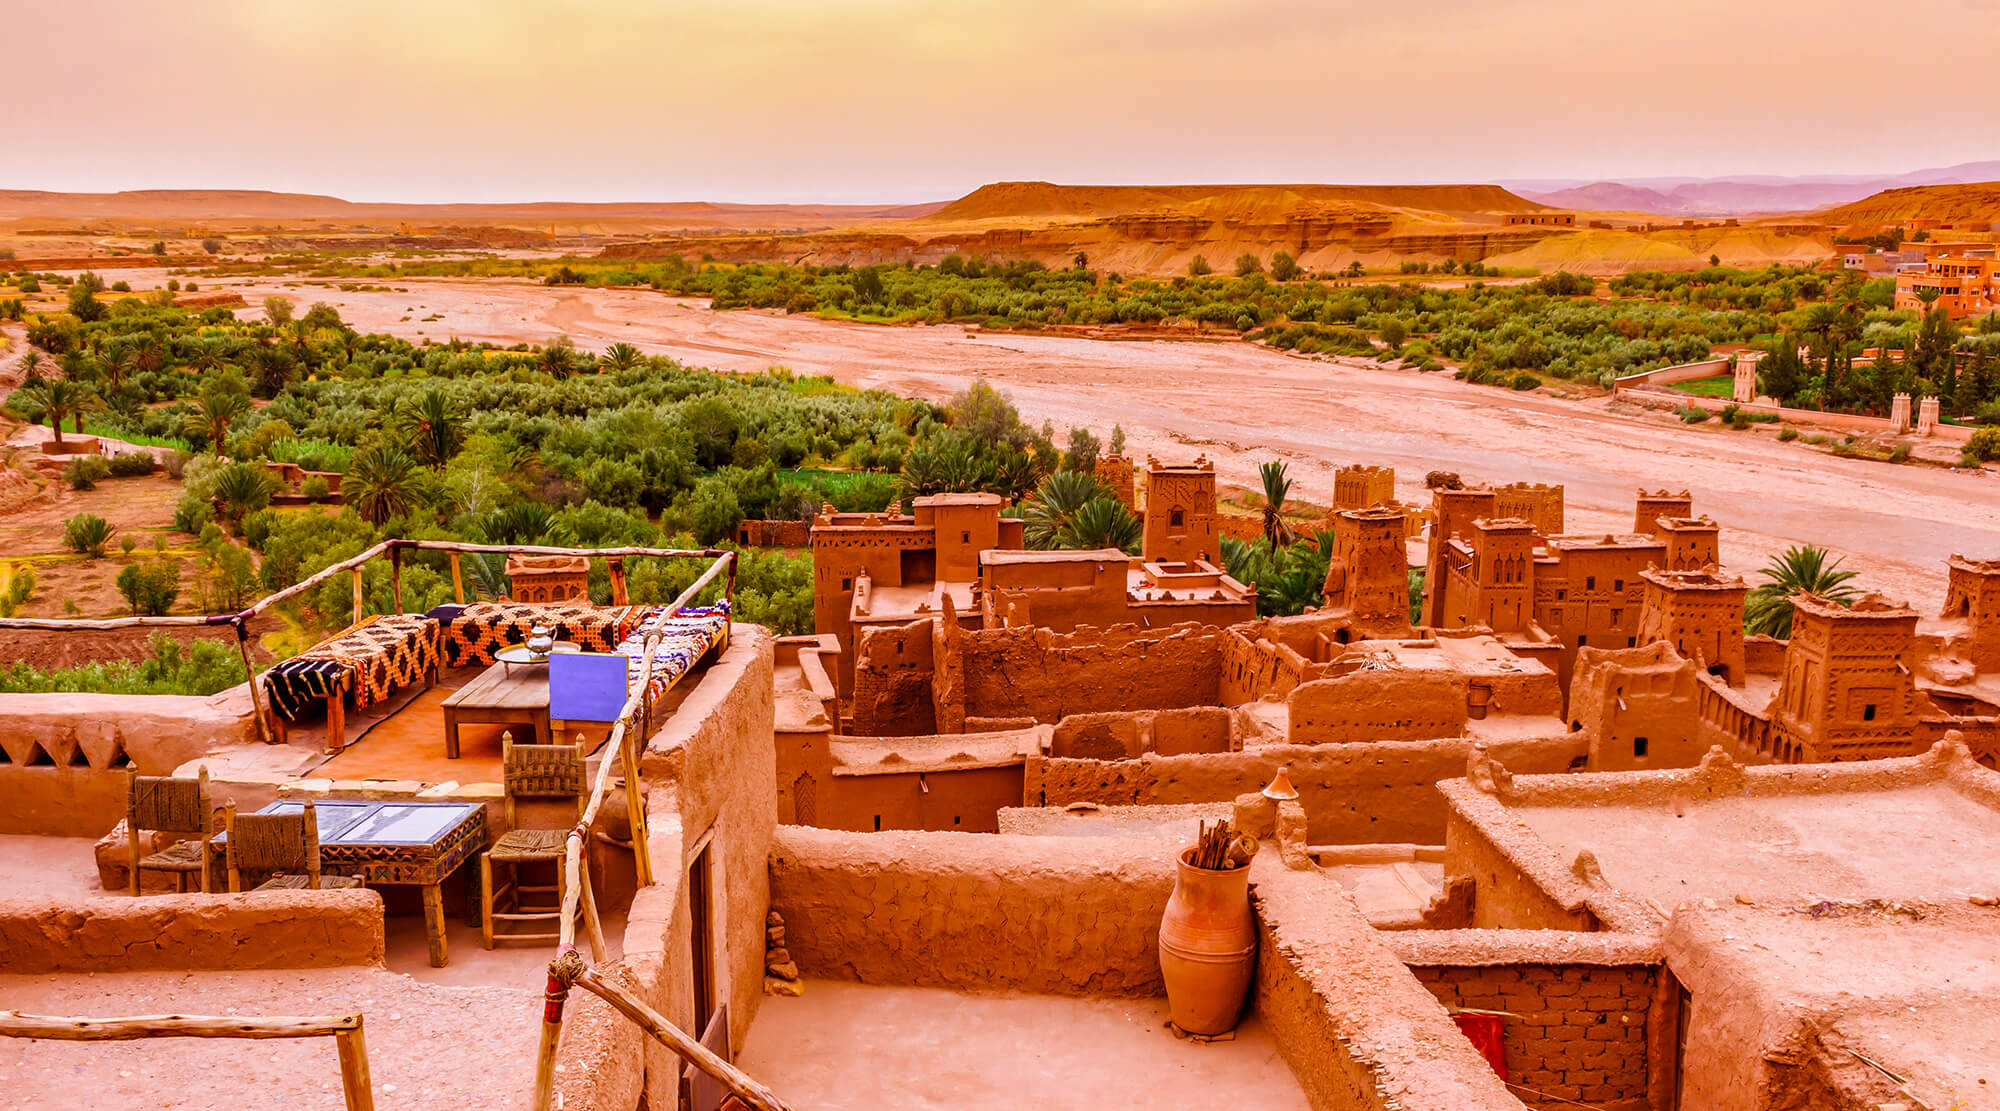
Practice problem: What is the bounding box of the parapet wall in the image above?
[550,626,778,1111]
[1028,733,1584,846]
[1047,706,1237,759]
[1251,862,1527,1111]
[0,686,262,835]
[768,825,1173,996]
[962,621,1224,723]
[0,890,385,973]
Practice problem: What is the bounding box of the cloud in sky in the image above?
[4,0,1997,202]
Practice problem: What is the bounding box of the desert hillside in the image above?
[0,189,945,231]
[930,181,1550,223]
[1814,182,2000,227]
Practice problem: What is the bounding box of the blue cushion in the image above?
[549,652,631,722]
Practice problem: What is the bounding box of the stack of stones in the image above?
[763,909,802,996]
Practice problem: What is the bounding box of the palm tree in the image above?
[539,338,577,380]
[599,343,645,374]
[1259,460,1294,548]
[182,380,252,450]
[23,378,94,448]
[398,388,465,468]
[1744,545,1860,638]
[15,349,44,383]
[346,443,430,527]
[1064,498,1142,552]
[211,462,275,530]
[1022,471,1109,549]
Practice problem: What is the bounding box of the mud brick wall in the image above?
[1410,964,1654,1106]
[961,621,1223,723]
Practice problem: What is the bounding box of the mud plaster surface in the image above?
[197,274,2000,611]
[0,967,538,1110]
[0,835,101,901]
[736,980,1308,1111]
[1513,783,2000,905]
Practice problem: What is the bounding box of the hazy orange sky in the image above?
[7,0,1999,203]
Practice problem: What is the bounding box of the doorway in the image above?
[687,833,716,1035]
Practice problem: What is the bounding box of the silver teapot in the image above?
[525,623,555,658]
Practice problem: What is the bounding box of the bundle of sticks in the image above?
[1189,819,1256,871]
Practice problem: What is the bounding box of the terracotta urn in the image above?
[1158,847,1256,1036]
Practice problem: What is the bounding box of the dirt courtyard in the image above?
[0,967,539,1111]
[737,980,1308,1110]
[41,269,2000,609]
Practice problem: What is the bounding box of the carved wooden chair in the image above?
[126,766,215,895]
[482,732,587,949]
[224,799,365,893]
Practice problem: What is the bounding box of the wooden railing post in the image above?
[350,567,364,627]
[449,552,465,604]
[333,1021,374,1111]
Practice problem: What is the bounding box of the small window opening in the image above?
[1634,736,1649,757]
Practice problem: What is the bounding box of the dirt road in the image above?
[195,274,2000,607]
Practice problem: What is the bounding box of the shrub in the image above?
[120,534,138,556]
[1678,407,1712,423]
[111,280,131,293]
[161,450,191,479]
[201,239,222,254]
[1778,427,1799,442]
[62,513,115,557]
[302,475,330,502]
[1509,372,1539,390]
[115,561,180,616]
[0,563,35,618]
[1888,443,1913,464]
[0,631,244,695]
[1968,427,2000,463]
[173,494,214,534]
[1962,451,1986,468]
[17,276,39,293]
[64,454,111,490]
[107,452,157,477]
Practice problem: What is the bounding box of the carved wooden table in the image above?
[440,660,553,758]
[230,799,486,967]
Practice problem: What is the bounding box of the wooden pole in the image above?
[333,1021,375,1111]
[389,547,404,616]
[350,568,365,628]
[578,860,607,963]
[234,619,273,746]
[607,556,628,606]
[620,726,652,888]
[449,552,465,604]
[0,1011,361,1041]
[573,967,800,1111]
[530,950,582,1111]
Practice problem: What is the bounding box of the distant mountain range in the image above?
[1504,160,2000,218]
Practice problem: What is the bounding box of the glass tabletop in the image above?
[251,800,478,846]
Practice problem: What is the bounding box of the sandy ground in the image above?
[0,967,539,1111]
[20,269,2000,609]
[738,980,1308,1110]
[0,835,103,901]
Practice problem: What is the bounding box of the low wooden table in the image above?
[441,660,552,758]
[222,799,486,968]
